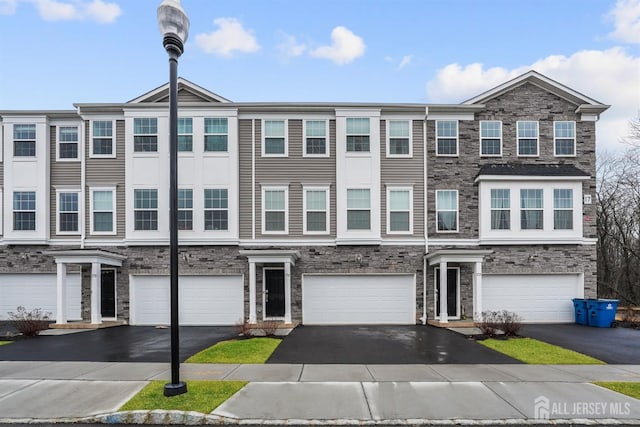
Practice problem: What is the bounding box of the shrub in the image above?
[261,320,279,337]
[234,318,253,337]
[499,310,522,336]
[476,311,501,336]
[8,306,52,337]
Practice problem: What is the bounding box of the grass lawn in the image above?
[0,341,11,346]
[119,380,246,414]
[186,337,281,364]
[595,382,640,399]
[479,337,606,364]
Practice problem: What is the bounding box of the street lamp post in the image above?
[157,0,189,397]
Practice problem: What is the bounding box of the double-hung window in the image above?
[92,121,113,156]
[304,120,328,156]
[263,120,286,155]
[517,121,539,156]
[520,189,543,229]
[554,121,576,156]
[554,189,573,230]
[204,189,228,231]
[388,188,412,233]
[436,120,458,156]
[177,189,193,230]
[91,189,115,233]
[490,189,510,230]
[263,188,287,233]
[58,127,79,160]
[13,191,36,231]
[204,118,228,152]
[304,187,329,234]
[177,118,193,152]
[14,124,36,157]
[480,121,502,156]
[347,189,370,230]
[134,189,158,230]
[346,118,370,152]
[133,118,158,152]
[436,190,458,232]
[58,191,79,233]
[388,120,411,156]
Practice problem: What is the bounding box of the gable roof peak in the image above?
[128,77,231,104]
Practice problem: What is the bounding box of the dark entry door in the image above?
[265,269,285,318]
[435,268,458,318]
[101,269,116,318]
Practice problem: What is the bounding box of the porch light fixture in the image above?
[158,0,189,397]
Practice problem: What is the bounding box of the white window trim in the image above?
[386,120,413,158]
[204,187,230,232]
[516,120,540,157]
[489,188,511,231]
[56,189,81,235]
[346,187,372,231]
[262,186,289,235]
[553,121,577,158]
[386,186,413,234]
[303,186,330,235]
[90,187,117,236]
[435,189,459,233]
[56,126,80,162]
[177,117,194,153]
[203,117,229,154]
[479,120,502,157]
[12,190,37,232]
[133,188,159,231]
[13,123,37,159]
[520,188,544,230]
[177,187,194,231]
[553,188,574,230]
[302,120,330,158]
[90,120,116,159]
[262,119,288,157]
[345,117,371,154]
[435,120,459,157]
[133,118,159,154]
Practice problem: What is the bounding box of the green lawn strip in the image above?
[594,382,640,399]
[0,341,12,346]
[119,380,247,413]
[479,337,606,364]
[186,337,281,364]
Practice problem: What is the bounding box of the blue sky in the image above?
[0,0,638,151]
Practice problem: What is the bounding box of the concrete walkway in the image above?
[0,361,639,423]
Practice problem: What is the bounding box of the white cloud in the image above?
[398,54,413,70]
[195,17,260,57]
[84,0,120,23]
[607,0,640,44]
[0,0,17,15]
[33,0,121,23]
[277,32,306,58]
[425,48,640,151]
[310,26,365,65]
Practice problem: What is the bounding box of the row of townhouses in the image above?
[0,71,608,327]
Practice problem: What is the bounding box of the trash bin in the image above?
[572,298,588,325]
[587,299,619,328]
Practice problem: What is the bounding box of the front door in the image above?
[264,268,285,318]
[101,269,116,318]
[435,267,459,319]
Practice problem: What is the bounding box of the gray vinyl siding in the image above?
[84,120,125,239]
[380,120,425,238]
[239,119,254,239]
[254,119,336,239]
[50,125,81,238]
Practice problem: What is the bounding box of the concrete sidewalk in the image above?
[0,361,639,423]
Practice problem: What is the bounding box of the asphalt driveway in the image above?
[0,326,236,362]
[522,323,640,364]
[267,325,520,364]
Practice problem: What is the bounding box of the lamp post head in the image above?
[158,0,189,56]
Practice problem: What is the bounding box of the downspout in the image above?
[251,119,256,240]
[79,109,86,249]
[421,107,428,324]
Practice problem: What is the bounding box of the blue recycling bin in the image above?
[572,298,588,325]
[587,299,619,328]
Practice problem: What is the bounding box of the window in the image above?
[347,189,370,230]
[554,189,573,230]
[436,120,458,156]
[304,187,329,233]
[92,121,113,156]
[388,120,411,156]
[304,120,327,156]
[58,191,79,233]
[263,120,286,155]
[134,189,158,230]
[346,118,370,152]
[490,189,510,230]
[178,189,193,230]
[263,188,287,233]
[177,118,193,152]
[58,127,78,159]
[520,189,543,229]
[204,118,228,152]
[13,191,36,231]
[480,121,502,156]
[554,121,576,156]
[436,190,458,232]
[517,121,539,156]
[388,188,412,233]
[13,124,36,157]
[91,189,115,233]
[204,189,228,231]
[133,118,158,152]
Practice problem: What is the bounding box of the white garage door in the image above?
[302,274,415,325]
[130,275,243,326]
[0,273,81,321]
[482,274,583,323]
